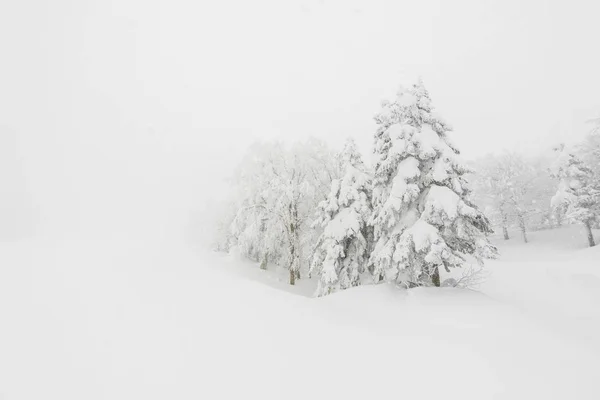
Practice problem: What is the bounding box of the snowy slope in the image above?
[482,225,600,348]
[0,227,599,399]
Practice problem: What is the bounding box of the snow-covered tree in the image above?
[580,119,600,228]
[580,120,600,186]
[588,117,600,136]
[551,144,600,247]
[230,142,287,267]
[369,80,496,288]
[471,152,552,242]
[469,155,515,240]
[496,153,547,243]
[310,139,373,296]
[209,197,238,252]
[230,139,339,284]
[529,154,560,230]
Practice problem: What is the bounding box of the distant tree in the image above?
[588,117,600,136]
[231,142,287,268]
[551,144,600,247]
[230,139,339,284]
[369,80,497,288]
[470,156,515,240]
[498,153,546,243]
[580,120,600,180]
[580,119,600,228]
[310,139,373,296]
[210,197,238,252]
[471,152,550,243]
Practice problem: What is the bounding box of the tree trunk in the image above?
[287,201,300,286]
[501,212,509,240]
[518,215,528,243]
[288,239,297,285]
[288,235,297,284]
[431,266,440,287]
[260,253,268,270]
[585,221,596,247]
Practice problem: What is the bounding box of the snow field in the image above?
[0,225,598,399]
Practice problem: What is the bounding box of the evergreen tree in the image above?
[310,139,373,296]
[369,80,497,287]
[551,144,600,247]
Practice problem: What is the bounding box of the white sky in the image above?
[2,0,600,237]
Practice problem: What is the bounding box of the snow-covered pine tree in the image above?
[551,144,600,247]
[310,139,373,296]
[369,80,497,288]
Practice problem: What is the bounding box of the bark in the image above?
[555,208,563,227]
[260,253,268,270]
[520,226,528,243]
[501,212,510,240]
[585,221,596,247]
[518,215,528,243]
[287,202,299,285]
[431,266,441,287]
[288,233,297,285]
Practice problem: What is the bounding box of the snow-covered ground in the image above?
[0,225,599,399]
[483,225,600,352]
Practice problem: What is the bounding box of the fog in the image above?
[2,0,600,240]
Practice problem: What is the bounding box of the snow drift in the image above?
[1,225,599,399]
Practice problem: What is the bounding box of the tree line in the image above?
[213,80,600,296]
[469,129,600,247]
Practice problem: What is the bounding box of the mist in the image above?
[3,2,600,399]
[2,0,600,240]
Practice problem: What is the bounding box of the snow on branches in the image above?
[230,139,339,284]
[551,144,600,247]
[310,139,373,296]
[369,80,496,287]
